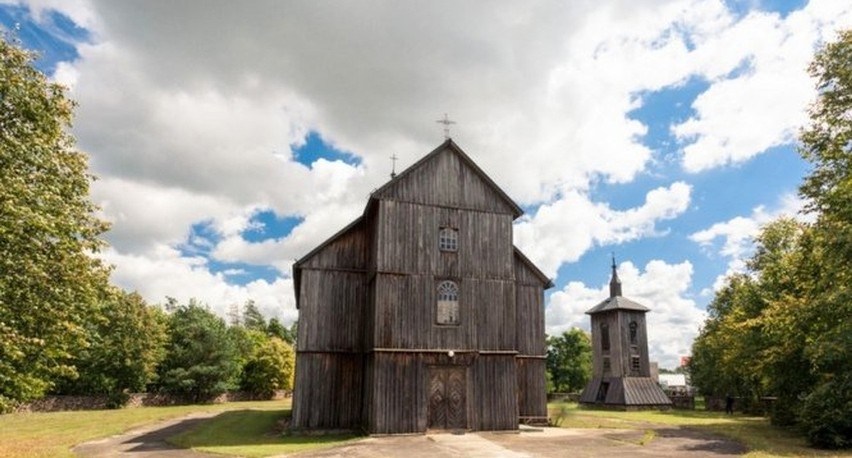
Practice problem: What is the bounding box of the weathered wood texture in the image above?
[589,311,650,377]
[474,355,519,431]
[371,275,517,350]
[375,147,518,216]
[375,201,514,279]
[365,352,426,434]
[298,219,369,270]
[297,269,366,352]
[291,141,550,433]
[515,284,545,355]
[516,358,547,418]
[291,353,363,429]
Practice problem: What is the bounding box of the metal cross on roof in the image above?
[390,153,398,179]
[435,113,456,139]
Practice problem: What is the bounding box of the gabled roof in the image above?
[513,247,555,289]
[292,216,365,309]
[292,216,364,270]
[370,139,524,219]
[586,296,650,314]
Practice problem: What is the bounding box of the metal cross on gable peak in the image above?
[390,153,399,179]
[435,113,456,139]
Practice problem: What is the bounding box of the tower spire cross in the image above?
[435,113,456,139]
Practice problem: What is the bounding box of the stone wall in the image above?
[14,390,291,413]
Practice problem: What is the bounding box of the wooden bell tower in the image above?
[578,259,671,409]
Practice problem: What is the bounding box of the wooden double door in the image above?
[428,366,467,430]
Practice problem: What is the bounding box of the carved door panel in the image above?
[428,367,467,430]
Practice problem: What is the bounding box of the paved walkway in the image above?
[289,426,746,458]
[74,414,747,457]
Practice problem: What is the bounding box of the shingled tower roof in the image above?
[585,259,650,315]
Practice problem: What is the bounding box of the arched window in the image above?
[439,227,458,252]
[600,323,610,351]
[436,281,459,325]
[629,321,638,344]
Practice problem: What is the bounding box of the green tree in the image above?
[55,290,168,406]
[690,31,852,444]
[157,300,238,403]
[242,299,266,331]
[794,29,852,448]
[240,337,296,396]
[546,328,592,393]
[267,318,297,346]
[0,34,111,411]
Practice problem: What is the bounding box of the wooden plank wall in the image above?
[472,279,516,350]
[376,147,517,215]
[297,269,366,352]
[591,311,623,377]
[516,358,547,418]
[591,310,651,378]
[372,275,518,350]
[515,284,545,355]
[366,352,427,434]
[473,355,518,430]
[291,353,363,429]
[299,220,369,270]
[375,200,513,279]
[617,311,650,376]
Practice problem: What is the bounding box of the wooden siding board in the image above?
[513,248,554,288]
[292,353,363,429]
[368,353,426,434]
[298,270,366,352]
[374,144,520,217]
[473,279,516,350]
[515,285,545,355]
[298,218,368,270]
[516,358,547,418]
[375,201,513,279]
[474,355,518,430]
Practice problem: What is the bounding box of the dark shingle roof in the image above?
[585,296,650,314]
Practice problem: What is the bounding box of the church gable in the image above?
[372,140,523,218]
[292,217,368,309]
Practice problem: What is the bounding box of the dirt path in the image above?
[73,412,222,457]
[74,415,747,458]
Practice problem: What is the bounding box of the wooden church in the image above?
[579,260,671,409]
[291,139,553,434]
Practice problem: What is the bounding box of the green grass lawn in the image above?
[4,398,850,458]
[0,399,293,458]
[548,402,852,458]
[169,409,358,457]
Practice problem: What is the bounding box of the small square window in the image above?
[439,227,458,252]
[631,356,641,375]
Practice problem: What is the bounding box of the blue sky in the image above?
[2,0,848,368]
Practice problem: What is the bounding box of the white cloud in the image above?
[9,0,849,326]
[102,246,298,324]
[515,182,691,278]
[674,0,852,172]
[690,193,808,294]
[546,260,705,369]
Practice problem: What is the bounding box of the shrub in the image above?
[799,374,852,449]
